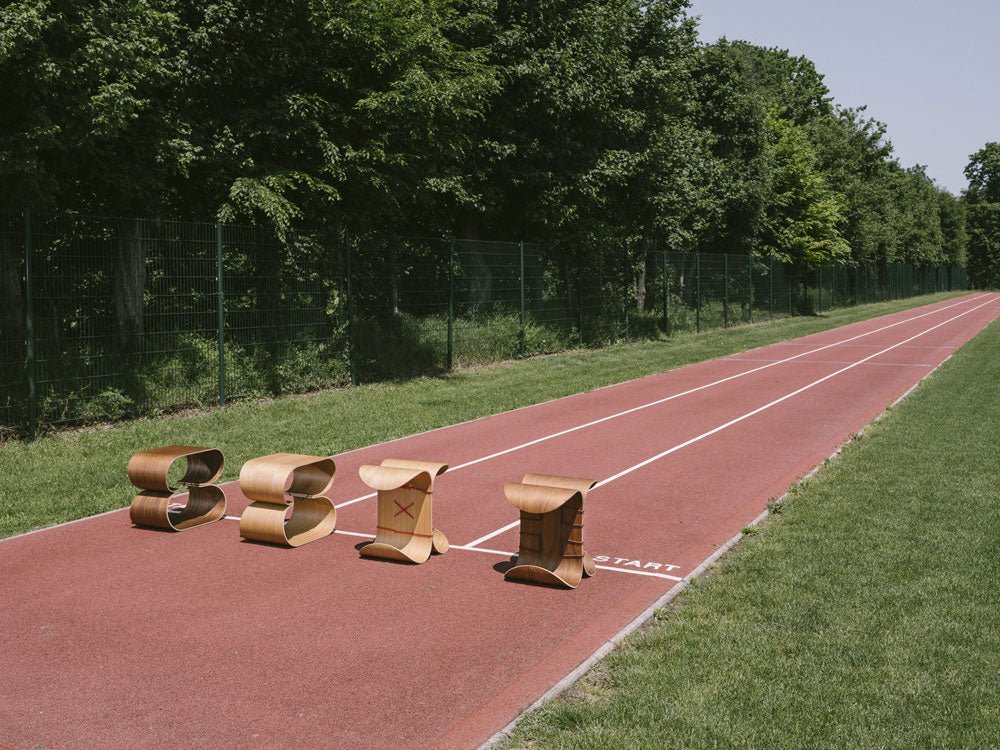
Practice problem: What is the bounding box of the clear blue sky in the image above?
[689,0,1000,194]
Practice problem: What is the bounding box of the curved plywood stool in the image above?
[127,445,226,531]
[238,453,337,547]
[503,473,597,589]
[358,459,448,564]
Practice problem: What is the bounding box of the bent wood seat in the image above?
[128,445,226,531]
[503,473,597,589]
[238,453,337,547]
[358,459,448,564]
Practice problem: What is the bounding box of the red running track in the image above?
[2,293,998,750]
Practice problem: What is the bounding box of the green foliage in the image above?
[965,143,1000,287]
[965,203,1000,288]
[0,0,968,302]
[761,116,850,265]
[964,142,1000,205]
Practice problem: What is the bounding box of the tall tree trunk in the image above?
[252,227,283,354]
[458,217,492,306]
[388,228,400,316]
[0,228,25,347]
[632,234,652,310]
[114,218,145,350]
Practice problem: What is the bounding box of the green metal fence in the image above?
[0,210,969,437]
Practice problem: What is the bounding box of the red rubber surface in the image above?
[2,293,998,750]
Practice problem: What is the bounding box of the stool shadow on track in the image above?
[127,445,226,532]
[358,459,449,564]
[503,473,597,589]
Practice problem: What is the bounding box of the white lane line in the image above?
[464,521,519,549]
[773,342,958,349]
[333,295,988,511]
[464,295,999,548]
[221,518,373,541]
[334,529,374,539]
[593,296,997,491]
[451,544,684,581]
[0,294,984,549]
[217,520,685,581]
[728,357,935,368]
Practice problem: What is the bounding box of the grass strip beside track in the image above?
[499,313,1000,749]
[0,292,967,538]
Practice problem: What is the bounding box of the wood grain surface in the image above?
[358,459,448,564]
[504,473,597,588]
[126,445,226,532]
[238,454,337,547]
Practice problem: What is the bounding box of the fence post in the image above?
[723,253,729,327]
[345,230,357,386]
[577,266,584,346]
[662,251,670,336]
[769,257,774,320]
[447,239,455,370]
[816,267,822,314]
[24,209,37,438]
[518,240,526,357]
[695,252,701,333]
[747,258,753,324]
[623,254,630,341]
[788,263,793,316]
[215,222,226,407]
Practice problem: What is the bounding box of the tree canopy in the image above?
[0,0,978,284]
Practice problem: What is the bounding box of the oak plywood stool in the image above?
[358,459,448,564]
[503,473,597,589]
[127,445,226,531]
[238,453,337,547]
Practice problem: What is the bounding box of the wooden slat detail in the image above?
[503,473,596,589]
[359,458,448,564]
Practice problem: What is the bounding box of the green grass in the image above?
[0,292,966,538]
[499,309,1000,748]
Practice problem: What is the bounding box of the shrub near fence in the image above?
[0,210,968,437]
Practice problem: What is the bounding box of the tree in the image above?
[759,115,849,265]
[965,143,1000,287]
[937,190,967,266]
[964,142,1000,205]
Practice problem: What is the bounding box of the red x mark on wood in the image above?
[394,501,414,519]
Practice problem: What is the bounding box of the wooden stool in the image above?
[358,459,448,564]
[128,445,226,531]
[238,453,337,547]
[503,473,597,589]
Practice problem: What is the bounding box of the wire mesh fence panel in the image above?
[24,215,219,428]
[0,206,974,437]
[350,236,450,380]
[695,253,730,330]
[223,225,347,399]
[0,211,26,434]
[522,243,580,354]
[578,251,627,345]
[450,239,521,364]
[662,252,699,334]
[133,219,219,412]
[724,254,752,324]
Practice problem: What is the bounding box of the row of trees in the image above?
[965,143,1000,288]
[0,0,986,295]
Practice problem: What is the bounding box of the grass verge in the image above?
[0,292,967,538]
[498,311,1000,748]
